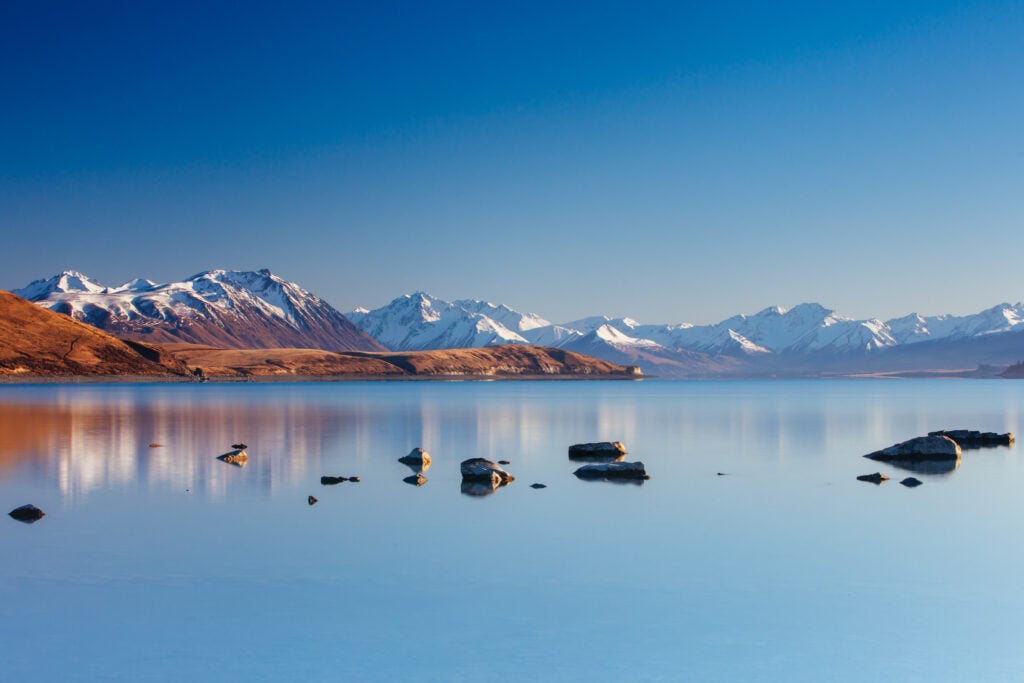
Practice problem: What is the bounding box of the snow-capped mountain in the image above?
[349,292,1024,377]
[347,292,531,351]
[13,269,384,352]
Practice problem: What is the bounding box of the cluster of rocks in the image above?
[858,429,1015,488]
[320,475,360,485]
[217,442,249,466]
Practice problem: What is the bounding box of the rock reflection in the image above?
[460,480,512,497]
[882,458,961,476]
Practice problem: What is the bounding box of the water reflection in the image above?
[882,457,961,476]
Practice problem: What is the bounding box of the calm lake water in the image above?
[2,379,1024,681]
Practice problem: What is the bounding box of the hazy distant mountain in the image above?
[351,293,1024,377]
[14,269,384,352]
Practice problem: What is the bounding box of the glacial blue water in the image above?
[2,379,1024,682]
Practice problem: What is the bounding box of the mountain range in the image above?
[10,270,1024,378]
[13,269,384,352]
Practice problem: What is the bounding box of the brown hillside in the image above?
[0,291,180,376]
[161,343,639,378]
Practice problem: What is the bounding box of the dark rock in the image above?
[856,472,890,485]
[568,441,627,462]
[901,477,923,488]
[716,472,728,476]
[148,443,163,448]
[573,461,650,480]
[460,458,515,485]
[8,504,45,523]
[398,447,431,470]
[927,429,1015,449]
[404,473,428,486]
[864,436,961,462]
[231,442,248,450]
[217,449,248,466]
[320,476,347,485]
[530,483,547,489]
[308,496,318,505]
[498,460,511,465]
[348,476,361,483]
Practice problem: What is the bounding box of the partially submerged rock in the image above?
[148,443,163,448]
[568,441,627,461]
[231,442,248,450]
[308,495,318,506]
[8,504,45,523]
[398,447,431,470]
[320,476,347,485]
[901,477,923,488]
[927,429,1015,449]
[864,436,961,462]
[460,458,515,485]
[217,449,248,466]
[857,472,890,485]
[498,460,511,465]
[404,473,428,487]
[530,483,547,489]
[573,461,650,480]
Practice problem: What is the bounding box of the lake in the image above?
[2,379,1023,681]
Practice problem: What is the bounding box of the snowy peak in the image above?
[15,269,383,353]
[14,270,107,300]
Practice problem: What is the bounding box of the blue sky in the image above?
[2,1,1021,324]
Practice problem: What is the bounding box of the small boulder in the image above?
[348,476,361,483]
[568,441,627,461]
[308,496,318,506]
[9,504,45,523]
[530,483,547,489]
[574,461,650,480]
[398,448,431,470]
[901,477,923,488]
[404,473,428,487]
[218,450,248,466]
[320,476,347,485]
[460,458,515,485]
[857,472,890,485]
[864,436,961,462]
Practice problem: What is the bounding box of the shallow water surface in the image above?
[2,380,1024,681]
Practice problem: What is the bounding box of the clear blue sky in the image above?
[2,1,1021,324]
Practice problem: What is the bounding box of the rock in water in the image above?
[573,461,650,480]
[460,458,515,485]
[148,443,163,448]
[856,472,890,485]
[901,477,923,488]
[530,483,547,489]
[864,436,961,462]
[320,476,347,485]
[498,460,511,465]
[217,450,248,466]
[348,476,361,483]
[308,496,318,506]
[9,504,45,522]
[404,473,428,486]
[927,429,1015,449]
[398,447,431,470]
[568,442,627,461]
[231,443,248,450]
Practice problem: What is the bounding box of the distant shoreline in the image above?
[0,373,649,385]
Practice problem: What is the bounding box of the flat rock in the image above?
[856,472,890,484]
[498,460,511,465]
[320,476,347,485]
[404,473,428,486]
[148,443,163,448]
[231,442,248,450]
[217,449,248,466]
[530,483,547,489]
[460,458,515,485]
[568,441,627,461]
[398,447,431,469]
[927,429,1015,449]
[573,461,650,480]
[901,477,923,488]
[9,504,45,523]
[864,435,961,462]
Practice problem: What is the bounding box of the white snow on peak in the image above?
[13,270,107,300]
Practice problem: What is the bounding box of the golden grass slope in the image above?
[0,290,180,376]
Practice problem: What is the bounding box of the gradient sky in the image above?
[2,1,1022,324]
